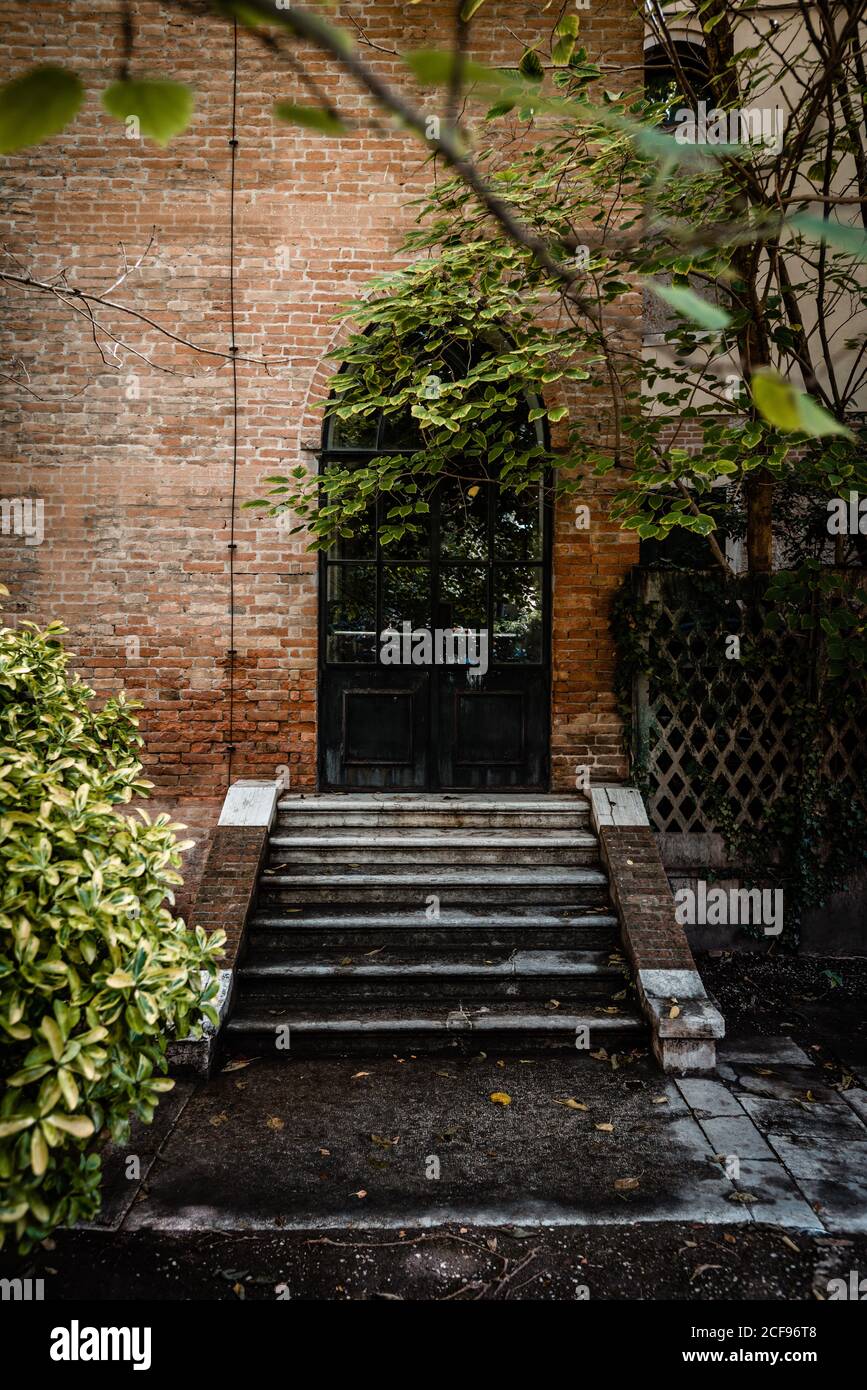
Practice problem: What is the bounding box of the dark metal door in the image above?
[318,470,551,790]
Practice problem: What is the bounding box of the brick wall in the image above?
[0,0,642,796]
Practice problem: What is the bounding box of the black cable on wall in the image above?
[226,17,239,789]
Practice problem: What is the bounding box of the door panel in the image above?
[319,471,550,790]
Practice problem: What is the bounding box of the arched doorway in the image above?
[317,386,552,790]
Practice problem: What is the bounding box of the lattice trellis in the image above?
[628,570,867,834]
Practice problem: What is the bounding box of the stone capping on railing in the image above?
[167,780,278,1076]
[589,785,724,1073]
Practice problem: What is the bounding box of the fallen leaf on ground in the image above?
[209,1111,229,1127]
[371,1134,399,1148]
[614,1176,640,1191]
[318,1148,330,1157]
[352,1189,367,1199]
[691,1264,723,1281]
[266,1116,284,1131]
[780,1235,801,1253]
[651,1096,669,1105]
[489,1091,511,1106]
[669,1005,681,1019]
[352,1071,370,1079]
[554,1098,588,1110]
[595,1122,614,1132]
[222,1058,252,1072]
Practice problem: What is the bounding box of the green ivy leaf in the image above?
[0,66,84,154]
[101,79,194,147]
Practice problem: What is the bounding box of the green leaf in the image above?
[45,1113,95,1140]
[552,15,580,66]
[460,0,488,17]
[751,370,854,439]
[644,281,732,330]
[404,50,501,88]
[273,103,347,136]
[0,66,84,154]
[791,212,867,261]
[519,48,544,83]
[101,79,194,147]
[0,1116,35,1139]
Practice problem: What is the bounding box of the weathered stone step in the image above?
[257,866,609,908]
[266,831,599,868]
[247,909,620,952]
[236,947,627,1005]
[223,1001,646,1056]
[275,794,591,832]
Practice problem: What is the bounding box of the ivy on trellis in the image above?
[612,566,867,943]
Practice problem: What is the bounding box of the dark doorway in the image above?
[318,405,552,791]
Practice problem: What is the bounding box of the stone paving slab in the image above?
[764,1136,867,1233]
[741,1097,867,1142]
[725,1065,844,1106]
[719,1037,812,1067]
[730,1158,824,1231]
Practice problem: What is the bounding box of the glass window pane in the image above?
[439,476,488,559]
[380,406,422,449]
[326,564,376,662]
[381,504,431,560]
[326,410,378,449]
[494,566,543,663]
[382,565,431,633]
[438,565,487,632]
[327,506,375,560]
[494,484,543,561]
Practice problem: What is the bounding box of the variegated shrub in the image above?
[0,615,224,1251]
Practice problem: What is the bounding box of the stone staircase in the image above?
[223,794,648,1057]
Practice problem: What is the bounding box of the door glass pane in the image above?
[494,566,542,663]
[439,565,487,632]
[382,565,431,633]
[439,476,488,559]
[327,564,376,662]
[495,484,543,561]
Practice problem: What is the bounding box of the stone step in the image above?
[266,831,599,868]
[236,948,627,1005]
[247,908,620,952]
[275,795,591,832]
[223,1001,646,1056]
[256,866,609,909]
